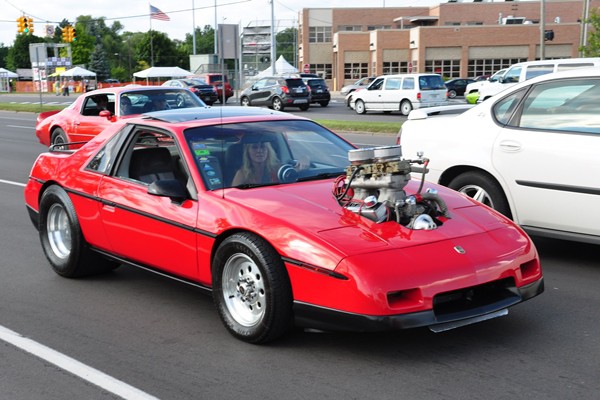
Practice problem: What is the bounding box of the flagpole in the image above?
[149,2,154,67]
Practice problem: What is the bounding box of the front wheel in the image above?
[355,99,366,114]
[448,171,512,218]
[400,100,413,116]
[298,104,309,111]
[319,101,329,107]
[39,185,117,278]
[212,233,293,343]
[448,89,457,99]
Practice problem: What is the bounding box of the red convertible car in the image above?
[35,86,206,147]
[24,107,543,343]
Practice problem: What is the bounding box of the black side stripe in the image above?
[516,180,600,196]
[282,256,348,280]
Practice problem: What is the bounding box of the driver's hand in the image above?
[295,155,310,170]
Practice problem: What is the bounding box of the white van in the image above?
[478,57,600,102]
[350,73,448,116]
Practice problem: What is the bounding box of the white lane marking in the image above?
[0,179,26,187]
[0,324,160,400]
[6,125,33,129]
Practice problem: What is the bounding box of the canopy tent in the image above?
[0,68,18,78]
[133,66,192,79]
[60,66,97,78]
[255,56,299,78]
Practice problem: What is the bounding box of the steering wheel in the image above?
[277,163,299,183]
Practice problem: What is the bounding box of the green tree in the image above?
[276,28,297,66]
[184,25,215,55]
[0,44,9,68]
[5,33,45,70]
[580,8,600,57]
[135,31,178,67]
[88,44,111,80]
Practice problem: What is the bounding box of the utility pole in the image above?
[539,0,545,60]
[271,0,276,75]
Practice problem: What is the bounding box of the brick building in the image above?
[297,0,598,90]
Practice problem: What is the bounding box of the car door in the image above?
[359,77,384,110]
[96,127,200,280]
[248,78,270,105]
[491,77,600,236]
[380,77,402,110]
[71,94,115,142]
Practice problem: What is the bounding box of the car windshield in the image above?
[183,120,354,190]
[119,89,205,115]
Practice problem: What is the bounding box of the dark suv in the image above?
[240,77,310,111]
[302,78,330,107]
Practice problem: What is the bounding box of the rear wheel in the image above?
[299,104,309,111]
[448,89,457,99]
[448,171,512,218]
[319,101,329,107]
[39,185,117,278]
[272,97,284,111]
[400,100,413,116]
[51,128,68,149]
[355,100,366,114]
[212,233,293,343]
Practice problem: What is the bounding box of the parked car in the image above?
[24,107,543,343]
[398,67,600,245]
[465,68,507,98]
[302,77,331,107]
[35,87,207,148]
[194,73,234,103]
[240,77,311,111]
[340,76,376,96]
[478,57,600,102]
[162,78,218,105]
[350,73,448,115]
[444,78,476,98]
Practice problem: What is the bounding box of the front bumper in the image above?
[293,277,544,333]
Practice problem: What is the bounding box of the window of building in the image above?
[468,58,527,78]
[338,25,362,32]
[344,63,369,79]
[308,64,332,79]
[383,61,409,75]
[425,59,461,78]
[309,26,332,43]
[444,22,461,26]
[367,25,391,31]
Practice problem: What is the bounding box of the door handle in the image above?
[499,140,521,152]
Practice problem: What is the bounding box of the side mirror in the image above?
[99,110,113,120]
[148,179,188,203]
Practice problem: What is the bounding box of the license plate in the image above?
[294,99,308,104]
[316,89,323,93]
[294,88,304,93]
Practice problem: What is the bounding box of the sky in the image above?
[1,0,442,49]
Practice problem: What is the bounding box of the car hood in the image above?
[223,179,513,257]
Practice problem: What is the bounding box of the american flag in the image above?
[150,5,170,21]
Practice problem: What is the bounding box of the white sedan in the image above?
[398,68,600,245]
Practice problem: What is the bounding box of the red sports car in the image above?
[35,86,207,147]
[24,107,543,343]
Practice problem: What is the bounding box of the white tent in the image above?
[255,56,299,78]
[60,66,97,78]
[133,66,192,79]
[0,68,18,78]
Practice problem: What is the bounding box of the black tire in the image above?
[355,99,366,114]
[240,96,250,107]
[400,100,413,116]
[319,101,329,107]
[299,104,309,111]
[448,171,512,218]
[272,97,284,111]
[38,185,116,278]
[448,89,457,99]
[212,233,293,344]
[51,128,68,149]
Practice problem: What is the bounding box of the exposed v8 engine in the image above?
[333,145,450,230]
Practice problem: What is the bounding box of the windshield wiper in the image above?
[233,182,282,189]
[297,172,344,182]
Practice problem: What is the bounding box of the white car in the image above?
[465,68,507,96]
[398,68,600,245]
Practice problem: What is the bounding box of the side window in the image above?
[503,67,522,83]
[384,78,401,90]
[369,78,384,91]
[402,78,415,90]
[525,65,553,80]
[518,79,600,134]
[492,88,527,126]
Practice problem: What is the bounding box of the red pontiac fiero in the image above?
[24,107,543,343]
[35,86,207,147]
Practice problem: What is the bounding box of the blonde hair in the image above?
[236,141,280,183]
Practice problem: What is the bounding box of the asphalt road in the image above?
[1,111,599,400]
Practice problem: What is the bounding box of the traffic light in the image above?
[544,30,555,41]
[28,19,34,34]
[71,27,77,42]
[23,17,29,33]
[17,17,24,33]
[62,25,71,42]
